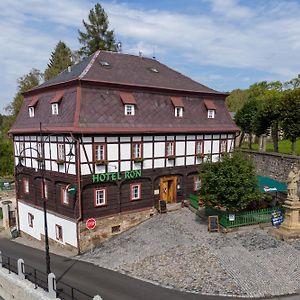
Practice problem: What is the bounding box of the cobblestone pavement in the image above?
[79,208,300,298]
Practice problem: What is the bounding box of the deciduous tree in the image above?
[199,151,261,212]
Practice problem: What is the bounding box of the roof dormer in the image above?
[28,96,39,118]
[51,91,64,115]
[204,99,216,119]
[171,96,184,117]
[120,92,136,116]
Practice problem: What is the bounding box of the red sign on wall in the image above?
[86,218,96,230]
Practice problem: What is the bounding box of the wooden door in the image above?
[160,176,177,203]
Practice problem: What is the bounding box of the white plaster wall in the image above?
[166,159,175,168]
[154,136,165,141]
[132,162,142,170]
[121,161,131,171]
[120,144,131,160]
[154,159,164,168]
[176,157,185,166]
[143,136,153,141]
[212,154,219,162]
[143,159,152,169]
[204,141,211,154]
[107,137,118,143]
[107,144,118,161]
[212,141,219,154]
[176,142,185,156]
[132,136,141,141]
[95,165,106,174]
[82,137,92,143]
[120,137,130,142]
[18,201,77,247]
[154,142,165,157]
[186,141,195,155]
[227,139,234,152]
[108,162,119,172]
[143,143,153,158]
[176,135,185,141]
[81,164,91,175]
[186,156,194,165]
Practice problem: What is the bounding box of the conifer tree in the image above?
[78,3,117,57]
[44,41,73,81]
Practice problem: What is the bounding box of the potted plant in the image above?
[196,153,205,159]
[133,157,144,163]
[55,159,65,165]
[167,155,176,160]
[95,159,108,166]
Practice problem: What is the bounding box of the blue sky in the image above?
[1,0,300,114]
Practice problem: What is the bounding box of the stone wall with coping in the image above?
[0,267,54,300]
[242,150,300,183]
[79,207,156,253]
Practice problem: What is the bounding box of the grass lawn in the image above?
[241,139,300,156]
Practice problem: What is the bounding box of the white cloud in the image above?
[1,0,300,113]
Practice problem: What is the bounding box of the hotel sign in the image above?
[92,170,142,183]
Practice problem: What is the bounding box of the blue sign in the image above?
[271,211,284,227]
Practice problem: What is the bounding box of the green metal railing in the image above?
[189,194,199,210]
[205,206,284,228]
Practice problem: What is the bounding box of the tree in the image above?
[199,151,261,212]
[279,88,300,155]
[5,68,42,118]
[225,89,248,112]
[285,74,300,90]
[78,3,117,56]
[44,41,73,81]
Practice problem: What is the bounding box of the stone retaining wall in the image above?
[242,150,300,183]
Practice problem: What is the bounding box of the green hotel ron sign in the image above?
[92,170,142,183]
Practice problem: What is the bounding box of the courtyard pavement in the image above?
[79,208,300,298]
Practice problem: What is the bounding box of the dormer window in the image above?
[28,95,39,118]
[29,107,35,118]
[204,99,216,119]
[175,107,183,117]
[51,91,64,116]
[171,96,184,118]
[125,104,135,116]
[120,92,136,116]
[52,103,59,115]
[208,109,215,118]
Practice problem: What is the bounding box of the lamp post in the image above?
[16,134,75,275]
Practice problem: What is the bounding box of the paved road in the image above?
[0,238,297,300]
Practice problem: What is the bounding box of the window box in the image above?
[133,157,144,163]
[36,156,44,162]
[95,159,108,166]
[196,153,205,159]
[167,155,176,160]
[56,159,65,165]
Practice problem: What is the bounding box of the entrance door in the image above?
[160,176,177,203]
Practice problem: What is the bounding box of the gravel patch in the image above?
[79,208,300,297]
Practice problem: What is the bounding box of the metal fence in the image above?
[0,252,94,300]
[205,206,284,228]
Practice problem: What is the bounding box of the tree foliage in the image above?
[78,3,117,56]
[44,41,73,81]
[199,151,261,212]
[279,88,300,154]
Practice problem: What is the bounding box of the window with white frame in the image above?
[28,213,34,228]
[28,107,35,118]
[208,109,215,118]
[52,103,59,115]
[124,104,135,116]
[220,140,227,153]
[41,180,48,199]
[55,224,63,241]
[132,143,142,159]
[195,141,203,155]
[174,107,183,117]
[166,141,175,157]
[23,178,29,194]
[131,184,141,200]
[95,188,106,206]
[57,144,65,161]
[61,186,69,205]
[194,176,202,191]
[37,142,43,158]
[95,144,106,161]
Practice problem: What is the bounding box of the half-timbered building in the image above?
[10,51,239,251]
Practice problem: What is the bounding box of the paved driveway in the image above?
[80,208,300,298]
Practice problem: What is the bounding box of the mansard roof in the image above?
[10,51,239,135]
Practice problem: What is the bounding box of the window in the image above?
[55,225,63,241]
[37,142,43,158]
[220,140,227,153]
[41,180,48,199]
[132,143,142,159]
[124,104,135,116]
[28,213,34,228]
[52,103,59,115]
[166,141,175,157]
[61,186,69,206]
[194,176,202,191]
[28,107,35,118]
[94,144,106,161]
[57,144,65,161]
[208,109,215,119]
[19,141,25,157]
[131,183,141,200]
[23,178,29,194]
[174,107,183,117]
[195,141,203,155]
[95,188,106,206]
